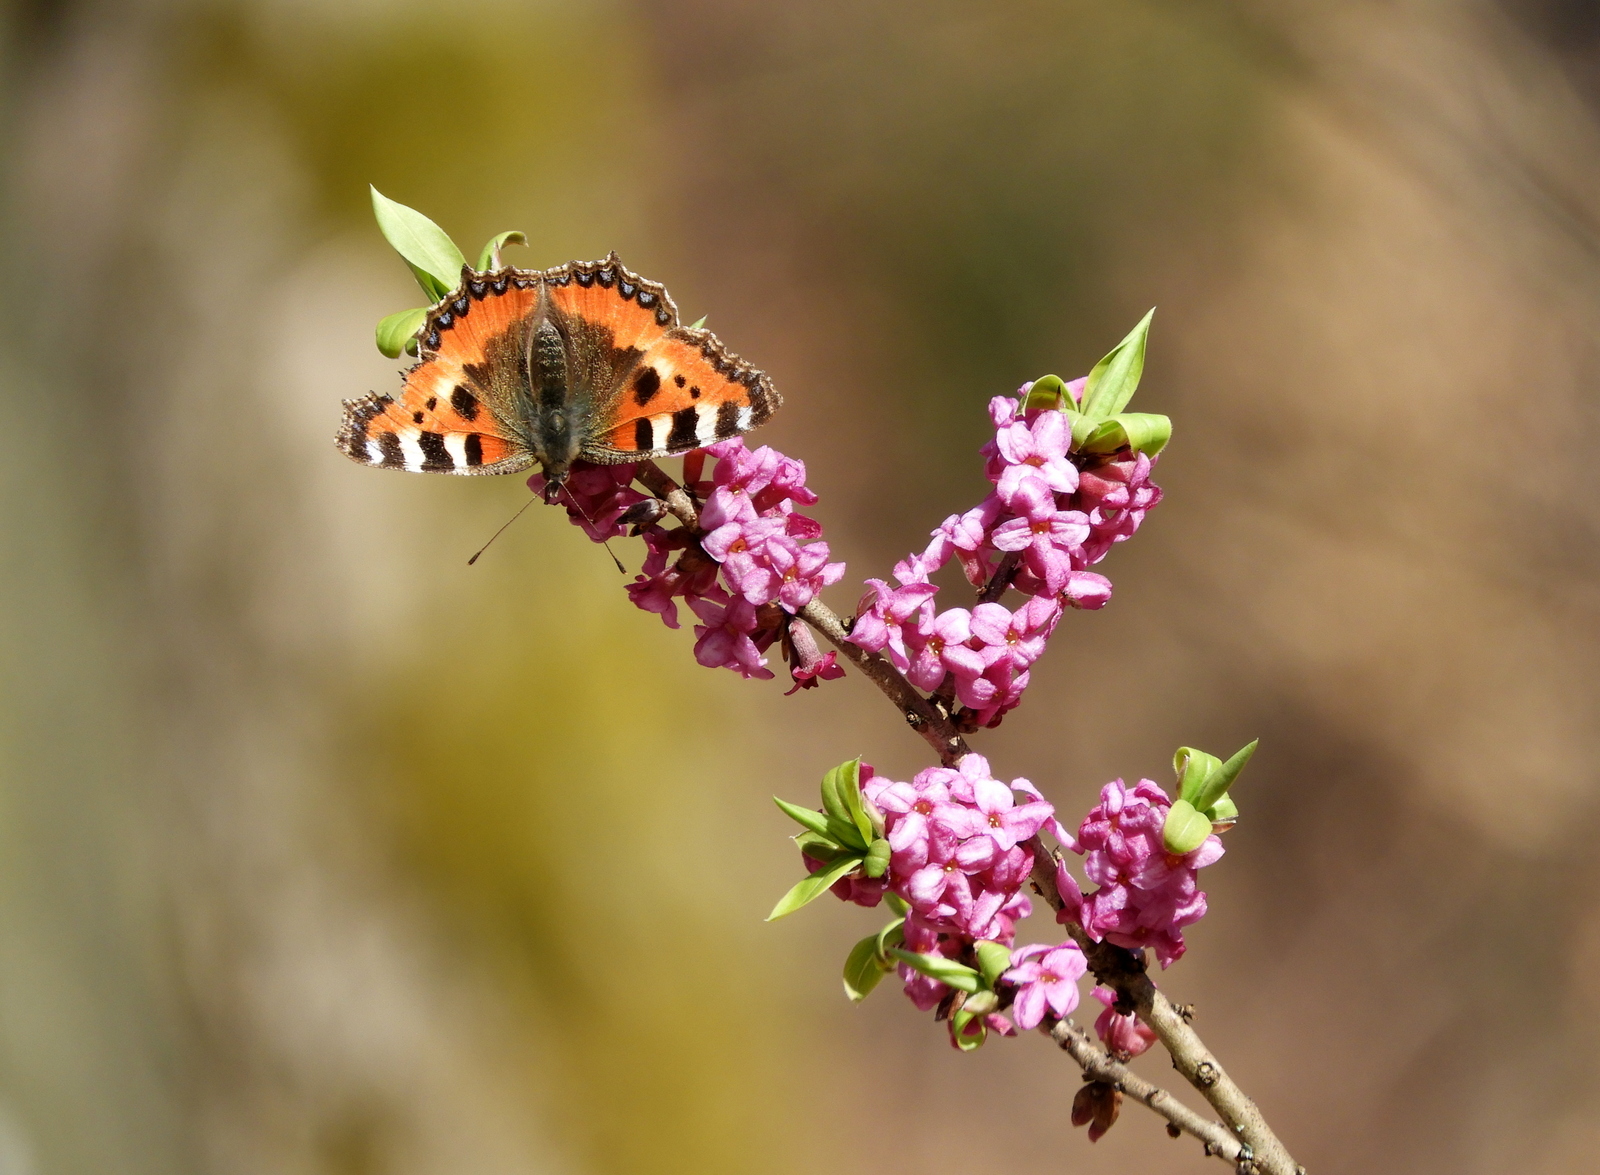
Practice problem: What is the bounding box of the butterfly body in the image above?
[337,253,780,491]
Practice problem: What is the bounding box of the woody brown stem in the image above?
[1028,845,1302,1175]
[1042,1019,1244,1165]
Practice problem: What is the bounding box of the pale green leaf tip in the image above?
[689,315,707,330]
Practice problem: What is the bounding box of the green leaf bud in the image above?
[375,307,427,359]
[862,838,891,878]
[1023,374,1068,411]
[773,796,832,837]
[1162,798,1214,855]
[974,940,1013,989]
[1080,308,1154,420]
[475,230,526,271]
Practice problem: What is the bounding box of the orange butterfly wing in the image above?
[541,255,781,463]
[336,270,541,475]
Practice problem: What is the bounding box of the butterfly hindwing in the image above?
[337,269,541,475]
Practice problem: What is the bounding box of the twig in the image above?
[1028,846,1302,1175]
[1042,1019,1244,1165]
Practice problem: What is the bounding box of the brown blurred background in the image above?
[3,1,1599,1172]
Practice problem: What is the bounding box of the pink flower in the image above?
[1061,778,1224,967]
[688,591,774,679]
[847,579,938,671]
[942,777,1054,858]
[1003,941,1087,1030]
[770,539,846,611]
[990,477,1090,595]
[782,618,845,694]
[1091,987,1158,1058]
[993,408,1078,500]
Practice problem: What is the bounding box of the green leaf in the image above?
[949,1008,988,1051]
[1080,309,1154,419]
[793,830,848,862]
[688,315,707,330]
[774,796,832,837]
[1173,747,1222,808]
[1066,408,1097,450]
[1162,798,1214,855]
[884,892,910,917]
[974,940,1013,989]
[1023,374,1068,412]
[1195,739,1258,813]
[875,918,905,960]
[862,838,891,878]
[889,949,982,993]
[475,230,527,271]
[375,307,427,359]
[843,933,895,1003]
[767,855,863,921]
[820,758,873,846]
[1079,412,1171,457]
[962,989,999,1016]
[370,186,467,302]
[1207,794,1239,825]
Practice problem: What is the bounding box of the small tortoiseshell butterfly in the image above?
[336,252,780,497]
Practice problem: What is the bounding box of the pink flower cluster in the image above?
[847,388,1162,727]
[850,754,1054,1010]
[1054,778,1224,967]
[537,441,844,687]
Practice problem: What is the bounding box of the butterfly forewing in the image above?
[337,271,540,475]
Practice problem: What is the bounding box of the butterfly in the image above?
[336,252,780,499]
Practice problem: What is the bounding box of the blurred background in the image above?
[3,0,1599,1172]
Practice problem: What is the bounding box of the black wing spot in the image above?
[435,311,453,329]
[632,366,662,406]
[689,385,701,399]
[634,417,654,452]
[412,410,425,424]
[451,386,480,421]
[637,290,656,308]
[715,400,742,439]
[491,277,508,294]
[418,431,453,472]
[666,407,700,450]
[673,374,686,388]
[378,431,404,468]
[465,434,484,466]
[655,307,671,325]
[425,397,437,410]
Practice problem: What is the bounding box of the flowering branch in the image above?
[528,327,1298,1172]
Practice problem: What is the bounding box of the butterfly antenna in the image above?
[557,485,627,575]
[467,496,537,565]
